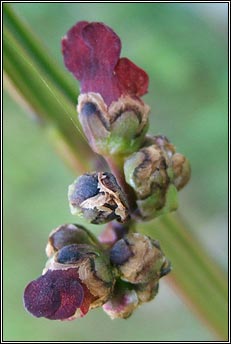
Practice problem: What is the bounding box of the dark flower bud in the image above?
[46,223,99,258]
[98,221,130,246]
[78,93,150,156]
[68,172,129,224]
[110,238,133,265]
[24,242,115,321]
[110,233,170,284]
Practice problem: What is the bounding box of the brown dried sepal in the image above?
[80,172,129,222]
[171,153,191,190]
[112,233,168,284]
[132,145,170,199]
[77,92,150,156]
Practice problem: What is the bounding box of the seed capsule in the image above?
[68,172,129,224]
[124,135,190,220]
[110,233,170,284]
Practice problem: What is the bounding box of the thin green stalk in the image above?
[3,5,228,340]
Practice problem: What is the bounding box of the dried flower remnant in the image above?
[103,233,169,319]
[68,172,129,224]
[124,135,190,220]
[24,226,114,320]
[110,233,170,284]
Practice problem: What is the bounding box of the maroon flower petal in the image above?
[24,271,60,318]
[82,22,121,73]
[24,269,84,320]
[62,22,149,106]
[79,284,96,316]
[62,22,121,105]
[115,57,149,97]
[62,21,90,80]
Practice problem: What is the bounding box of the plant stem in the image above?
[105,156,137,213]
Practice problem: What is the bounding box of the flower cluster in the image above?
[24,224,114,320]
[24,224,169,320]
[24,21,190,321]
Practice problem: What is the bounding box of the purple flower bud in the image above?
[46,223,99,258]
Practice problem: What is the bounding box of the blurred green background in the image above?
[3,3,228,341]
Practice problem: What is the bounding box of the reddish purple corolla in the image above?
[62,21,149,106]
[24,268,94,320]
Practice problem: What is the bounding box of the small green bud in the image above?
[110,233,170,284]
[78,93,150,156]
[68,172,129,224]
